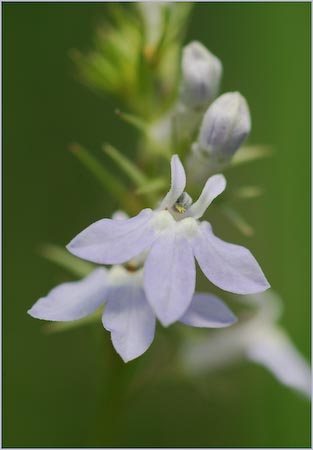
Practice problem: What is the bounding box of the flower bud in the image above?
[180,41,222,109]
[197,92,251,159]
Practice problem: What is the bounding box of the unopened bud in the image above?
[197,92,251,159]
[180,41,222,109]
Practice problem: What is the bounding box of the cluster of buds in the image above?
[176,41,251,180]
[72,3,192,120]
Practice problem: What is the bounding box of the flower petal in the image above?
[67,209,157,264]
[159,155,186,210]
[192,222,270,294]
[246,327,311,398]
[180,293,237,328]
[111,210,129,220]
[187,174,226,219]
[28,268,108,321]
[144,229,196,326]
[102,285,156,363]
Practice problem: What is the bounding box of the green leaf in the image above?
[232,185,264,200]
[136,177,167,195]
[70,143,128,200]
[232,145,272,166]
[42,309,102,334]
[220,205,254,237]
[151,6,171,64]
[103,143,148,187]
[40,244,95,277]
[115,109,148,136]
[136,31,155,117]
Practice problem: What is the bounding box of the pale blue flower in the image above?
[28,266,236,362]
[180,291,311,398]
[67,155,270,326]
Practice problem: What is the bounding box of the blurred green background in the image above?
[4,2,311,447]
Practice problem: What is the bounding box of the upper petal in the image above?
[180,292,237,328]
[187,174,226,219]
[28,268,108,321]
[67,209,157,265]
[144,228,196,326]
[192,222,270,294]
[102,284,156,363]
[159,155,186,210]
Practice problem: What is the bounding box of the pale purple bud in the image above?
[180,41,222,109]
[197,92,251,159]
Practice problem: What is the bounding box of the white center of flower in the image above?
[176,217,199,237]
[108,265,143,287]
[153,210,175,232]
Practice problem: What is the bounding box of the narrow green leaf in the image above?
[232,185,264,200]
[232,145,272,166]
[69,143,128,200]
[115,109,148,136]
[151,6,171,64]
[103,143,148,188]
[220,205,254,237]
[40,244,95,277]
[43,309,102,334]
[136,32,155,117]
[136,177,167,195]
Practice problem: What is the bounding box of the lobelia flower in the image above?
[67,154,270,327]
[28,264,237,363]
[180,291,311,398]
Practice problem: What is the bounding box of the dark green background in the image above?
[4,2,311,447]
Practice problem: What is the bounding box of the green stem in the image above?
[90,331,138,446]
